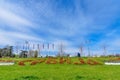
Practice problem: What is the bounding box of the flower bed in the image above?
[59,57,71,64]
[16,58,102,66]
[74,58,86,65]
[87,59,100,65]
[46,58,58,64]
[74,58,101,65]
[18,61,25,66]
[30,61,38,65]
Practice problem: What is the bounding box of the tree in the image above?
[79,43,84,57]
[101,44,107,56]
[85,40,91,57]
[0,49,2,58]
[58,42,65,57]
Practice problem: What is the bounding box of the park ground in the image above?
[0,57,120,80]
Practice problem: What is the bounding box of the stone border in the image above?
[0,62,14,65]
[105,62,120,65]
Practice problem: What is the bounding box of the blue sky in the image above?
[0,0,120,55]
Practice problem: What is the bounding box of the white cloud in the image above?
[0,29,43,46]
[0,8,34,30]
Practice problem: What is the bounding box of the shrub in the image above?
[30,61,38,65]
[38,59,45,63]
[59,57,71,64]
[46,58,57,64]
[87,59,100,65]
[59,57,66,64]
[74,58,86,65]
[18,61,25,66]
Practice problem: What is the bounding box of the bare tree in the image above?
[25,41,29,51]
[15,42,20,54]
[58,42,65,57]
[37,44,40,57]
[52,44,54,50]
[22,43,25,50]
[101,44,107,56]
[85,40,91,57]
[33,43,35,50]
[79,43,84,57]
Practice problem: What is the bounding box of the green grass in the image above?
[0,57,120,80]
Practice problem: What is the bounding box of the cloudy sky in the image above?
[0,0,120,55]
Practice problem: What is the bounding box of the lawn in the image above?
[0,57,120,80]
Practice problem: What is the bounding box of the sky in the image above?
[0,0,120,56]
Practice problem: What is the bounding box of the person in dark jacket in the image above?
[77,52,81,57]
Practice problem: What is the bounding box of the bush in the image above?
[87,59,100,65]
[74,58,86,65]
[30,61,38,65]
[18,61,25,66]
[46,58,57,64]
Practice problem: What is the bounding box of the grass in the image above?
[0,57,120,80]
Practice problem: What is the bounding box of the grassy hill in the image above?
[0,57,119,80]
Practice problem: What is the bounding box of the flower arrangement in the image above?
[74,58,86,65]
[87,59,100,65]
[59,57,71,64]
[30,61,38,65]
[18,61,25,66]
[16,58,102,66]
[46,58,58,64]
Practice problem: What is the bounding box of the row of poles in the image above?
[15,41,55,55]
[15,41,107,57]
